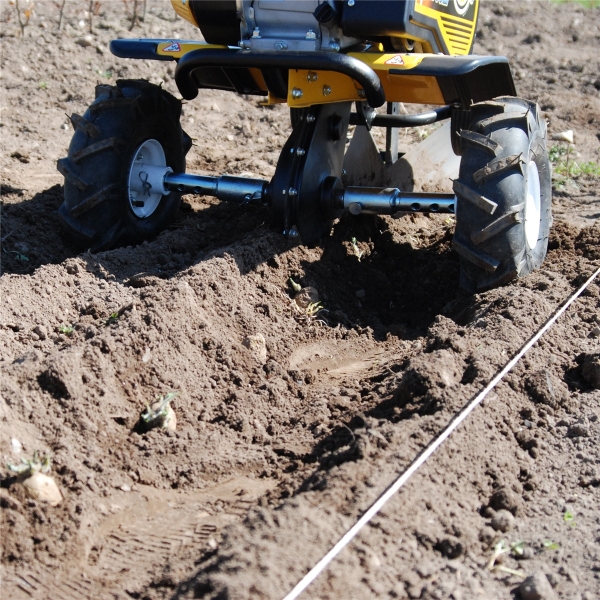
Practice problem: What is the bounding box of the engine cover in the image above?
[239,1,358,52]
[174,0,478,56]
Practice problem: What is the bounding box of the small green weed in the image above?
[543,540,560,550]
[59,325,74,336]
[563,509,576,525]
[305,301,323,317]
[38,80,48,90]
[7,451,51,477]
[510,540,526,557]
[289,277,302,293]
[550,0,599,6]
[5,249,29,262]
[141,391,179,430]
[487,539,508,570]
[350,237,364,261]
[96,68,113,79]
[487,539,527,575]
[549,144,600,186]
[106,312,120,325]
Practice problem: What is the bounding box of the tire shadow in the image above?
[0,183,277,278]
[1,185,76,276]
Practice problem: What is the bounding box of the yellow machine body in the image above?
[170,0,198,27]
[411,0,479,55]
[287,54,446,108]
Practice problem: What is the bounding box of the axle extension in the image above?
[139,169,455,232]
[321,176,455,215]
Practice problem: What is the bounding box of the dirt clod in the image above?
[437,537,464,559]
[489,487,522,516]
[243,333,268,364]
[519,571,558,600]
[525,369,569,409]
[294,286,319,309]
[395,349,462,414]
[567,418,590,438]
[491,509,515,533]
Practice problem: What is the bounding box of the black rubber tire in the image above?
[452,96,552,293]
[58,80,192,251]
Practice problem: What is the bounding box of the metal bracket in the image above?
[385,102,399,164]
[354,101,377,130]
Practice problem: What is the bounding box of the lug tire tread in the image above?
[69,113,100,138]
[453,96,552,293]
[476,111,528,134]
[57,158,89,190]
[72,137,122,163]
[458,129,502,156]
[453,237,500,272]
[470,203,524,245]
[69,184,117,218]
[472,152,523,184]
[452,180,498,215]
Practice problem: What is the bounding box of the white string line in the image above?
[283,265,600,600]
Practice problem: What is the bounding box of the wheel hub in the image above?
[128,139,172,219]
[524,159,541,250]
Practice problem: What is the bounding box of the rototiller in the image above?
[58,0,552,292]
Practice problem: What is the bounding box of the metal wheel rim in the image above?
[524,159,541,250]
[127,139,167,219]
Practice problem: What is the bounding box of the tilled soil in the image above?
[1,2,600,599]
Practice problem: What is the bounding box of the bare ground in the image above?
[1,2,599,599]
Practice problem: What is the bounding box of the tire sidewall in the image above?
[524,124,552,273]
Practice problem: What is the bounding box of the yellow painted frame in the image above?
[287,53,446,108]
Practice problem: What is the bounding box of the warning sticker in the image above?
[163,42,181,53]
[384,55,405,66]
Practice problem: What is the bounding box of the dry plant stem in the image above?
[57,0,67,32]
[493,565,525,579]
[88,0,93,33]
[129,0,141,31]
[15,0,29,37]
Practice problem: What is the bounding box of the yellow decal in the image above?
[351,53,427,70]
[156,41,228,59]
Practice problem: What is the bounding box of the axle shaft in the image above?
[165,173,268,204]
